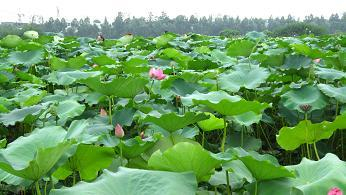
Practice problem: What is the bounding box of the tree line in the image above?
[1,12,346,38]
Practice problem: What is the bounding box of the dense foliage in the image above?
[0,31,346,195]
[1,12,346,38]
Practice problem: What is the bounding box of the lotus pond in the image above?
[0,31,346,195]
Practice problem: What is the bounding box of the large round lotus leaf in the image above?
[53,144,114,181]
[277,113,346,150]
[230,111,262,126]
[318,84,346,103]
[0,104,46,126]
[50,167,197,195]
[0,126,73,180]
[193,97,270,116]
[23,31,39,39]
[44,70,102,86]
[315,67,346,81]
[12,88,47,107]
[280,85,327,113]
[148,142,221,182]
[228,148,295,181]
[81,76,148,98]
[181,90,241,106]
[227,40,256,57]
[153,33,176,48]
[57,100,85,121]
[281,55,311,70]
[0,35,22,48]
[118,34,134,45]
[219,65,270,92]
[119,134,160,159]
[0,169,31,186]
[8,49,44,66]
[247,153,346,195]
[143,112,209,133]
[197,112,225,131]
[161,48,192,68]
[209,160,253,189]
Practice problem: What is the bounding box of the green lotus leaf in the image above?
[92,55,116,66]
[228,148,295,181]
[280,85,327,113]
[277,113,346,150]
[248,153,346,195]
[0,35,23,48]
[81,76,148,98]
[0,104,46,126]
[219,65,270,92]
[0,169,31,186]
[0,126,73,180]
[209,160,254,189]
[318,84,346,103]
[148,142,221,182]
[44,70,102,85]
[281,55,311,70]
[161,48,192,68]
[153,33,176,48]
[50,167,197,195]
[230,111,262,126]
[118,34,134,45]
[197,112,225,131]
[8,49,44,66]
[193,97,270,116]
[143,112,209,133]
[53,144,114,181]
[181,90,241,106]
[119,135,160,159]
[315,67,346,81]
[12,88,47,107]
[23,31,39,39]
[227,40,256,57]
[57,100,85,121]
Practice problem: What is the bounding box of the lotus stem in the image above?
[108,96,113,125]
[146,80,155,103]
[254,181,258,195]
[225,170,231,195]
[201,131,205,147]
[72,171,76,186]
[221,116,227,152]
[35,181,41,195]
[306,143,311,159]
[50,175,54,189]
[313,142,320,160]
[119,140,123,166]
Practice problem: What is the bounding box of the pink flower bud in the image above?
[313,58,321,63]
[92,64,98,68]
[100,108,107,116]
[114,124,124,138]
[149,67,166,80]
[328,187,343,195]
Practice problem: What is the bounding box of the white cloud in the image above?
[0,0,345,22]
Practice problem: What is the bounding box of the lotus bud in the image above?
[92,64,98,68]
[100,108,107,116]
[115,124,124,138]
[313,58,321,63]
[328,187,343,195]
[299,104,312,112]
[140,131,146,139]
[149,67,166,80]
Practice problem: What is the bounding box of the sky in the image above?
[0,0,345,23]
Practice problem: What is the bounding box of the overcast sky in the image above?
[0,0,345,22]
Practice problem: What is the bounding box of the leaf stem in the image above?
[313,142,320,160]
[221,116,227,152]
[225,170,232,195]
[35,181,41,195]
[108,96,113,125]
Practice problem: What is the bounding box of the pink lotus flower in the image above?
[99,108,107,116]
[115,124,124,138]
[149,68,166,80]
[328,187,343,195]
[313,58,321,63]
